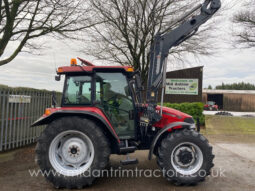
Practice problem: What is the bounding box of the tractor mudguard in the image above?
[148,122,192,160]
[31,110,120,143]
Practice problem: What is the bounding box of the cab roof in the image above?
[57,65,133,74]
[57,58,134,74]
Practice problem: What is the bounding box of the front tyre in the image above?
[35,117,110,189]
[157,129,214,185]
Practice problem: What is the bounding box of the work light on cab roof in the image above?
[70,58,77,66]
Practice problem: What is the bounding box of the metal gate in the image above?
[0,90,60,151]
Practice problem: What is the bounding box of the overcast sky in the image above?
[0,0,254,92]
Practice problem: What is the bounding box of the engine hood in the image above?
[156,106,192,119]
[153,105,193,128]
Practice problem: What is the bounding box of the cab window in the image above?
[63,76,91,105]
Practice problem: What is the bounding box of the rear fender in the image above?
[31,110,120,143]
[148,122,192,160]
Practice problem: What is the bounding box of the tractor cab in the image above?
[61,66,136,139]
[53,58,142,140]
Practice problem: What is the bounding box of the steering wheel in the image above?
[105,94,118,103]
[106,96,133,114]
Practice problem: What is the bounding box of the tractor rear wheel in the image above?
[35,117,110,189]
[157,129,214,185]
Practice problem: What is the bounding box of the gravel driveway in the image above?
[0,134,255,191]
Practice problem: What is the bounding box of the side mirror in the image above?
[55,75,61,81]
[52,91,57,108]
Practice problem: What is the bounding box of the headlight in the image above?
[190,123,196,129]
[184,117,196,129]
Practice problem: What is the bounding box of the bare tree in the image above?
[233,0,255,48]
[0,0,94,66]
[83,0,221,81]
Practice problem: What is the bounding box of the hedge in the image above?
[163,102,205,125]
[0,84,61,94]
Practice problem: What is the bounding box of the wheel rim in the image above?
[171,142,203,175]
[49,130,95,176]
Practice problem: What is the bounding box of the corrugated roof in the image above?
[167,66,203,73]
[203,89,255,95]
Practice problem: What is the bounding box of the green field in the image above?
[203,115,255,135]
[201,115,255,143]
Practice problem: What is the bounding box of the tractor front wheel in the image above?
[157,129,214,185]
[35,117,110,189]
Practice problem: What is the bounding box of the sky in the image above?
[0,0,254,92]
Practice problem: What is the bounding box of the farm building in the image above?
[203,89,255,112]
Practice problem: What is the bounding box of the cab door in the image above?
[94,72,135,139]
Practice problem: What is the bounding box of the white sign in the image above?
[8,95,31,103]
[165,79,199,95]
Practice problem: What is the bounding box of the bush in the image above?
[0,84,59,93]
[163,102,205,125]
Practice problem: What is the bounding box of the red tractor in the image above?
[32,0,220,188]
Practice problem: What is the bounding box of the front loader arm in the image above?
[146,0,221,123]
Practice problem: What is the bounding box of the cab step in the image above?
[119,140,137,154]
[120,154,138,165]
[119,146,136,154]
[119,140,138,165]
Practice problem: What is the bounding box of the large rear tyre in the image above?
[35,117,110,189]
[157,129,214,185]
